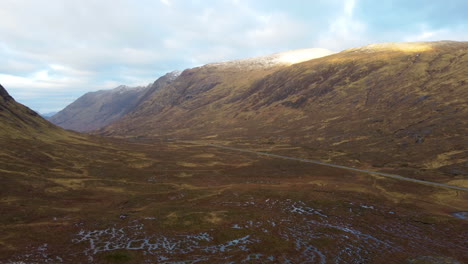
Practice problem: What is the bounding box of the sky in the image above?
[0,0,467,113]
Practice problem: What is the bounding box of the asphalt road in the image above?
[183,141,468,192]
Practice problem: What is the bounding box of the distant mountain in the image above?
[48,85,145,132]
[41,111,58,118]
[49,71,180,132]
[101,41,468,180]
[49,85,147,132]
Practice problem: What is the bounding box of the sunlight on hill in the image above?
[350,42,436,53]
[276,48,336,64]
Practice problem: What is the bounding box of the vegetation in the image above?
[103,41,468,184]
[0,42,467,263]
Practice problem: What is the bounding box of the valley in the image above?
[1,41,467,264]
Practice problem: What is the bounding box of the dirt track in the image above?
[184,141,468,192]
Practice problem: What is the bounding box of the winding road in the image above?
[183,141,468,192]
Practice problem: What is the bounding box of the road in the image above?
[183,141,468,192]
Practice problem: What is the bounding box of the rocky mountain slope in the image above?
[49,85,147,132]
[51,49,332,133]
[49,71,180,132]
[102,41,468,182]
[101,48,335,134]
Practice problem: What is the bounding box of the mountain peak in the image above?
[166,70,182,80]
[112,85,147,95]
[0,84,14,102]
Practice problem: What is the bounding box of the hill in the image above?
[100,41,468,183]
[100,48,335,134]
[0,84,69,140]
[50,49,333,133]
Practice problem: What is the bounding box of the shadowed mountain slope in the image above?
[0,84,69,140]
[49,71,181,132]
[48,71,180,132]
[102,41,468,182]
[49,85,148,132]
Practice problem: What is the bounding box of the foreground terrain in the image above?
[1,136,467,263]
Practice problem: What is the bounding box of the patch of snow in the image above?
[206,48,335,70]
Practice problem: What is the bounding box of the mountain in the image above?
[50,49,331,133]
[48,85,146,132]
[101,48,335,134]
[102,41,468,182]
[0,84,68,140]
[48,71,180,132]
[41,111,58,118]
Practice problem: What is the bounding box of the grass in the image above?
[104,251,133,263]
[0,136,466,262]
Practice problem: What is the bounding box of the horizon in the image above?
[1,0,467,113]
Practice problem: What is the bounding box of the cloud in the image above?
[160,0,171,6]
[315,0,369,51]
[403,24,468,42]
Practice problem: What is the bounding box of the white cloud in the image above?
[153,1,311,65]
[316,0,369,51]
[403,25,468,42]
[344,0,356,17]
[244,13,307,48]
[160,0,171,6]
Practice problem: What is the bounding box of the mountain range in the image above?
[49,41,468,184]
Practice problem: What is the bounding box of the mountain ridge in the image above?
[49,71,181,132]
[48,85,148,132]
[206,48,335,69]
[100,41,468,182]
